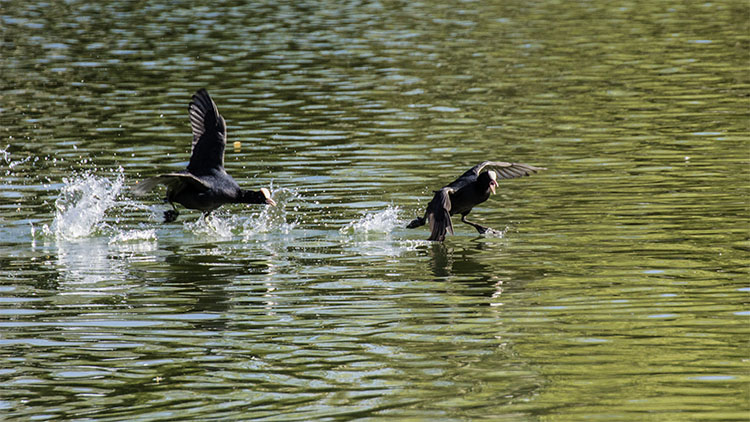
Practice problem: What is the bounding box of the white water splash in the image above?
[241,187,299,240]
[108,229,158,254]
[482,226,509,239]
[109,228,156,243]
[1,144,33,176]
[353,238,426,257]
[184,213,236,240]
[340,205,405,235]
[0,145,10,164]
[43,169,126,240]
[183,186,300,241]
[109,230,158,254]
[338,206,428,257]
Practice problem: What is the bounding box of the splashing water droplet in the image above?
[182,187,301,241]
[109,229,158,253]
[184,213,236,240]
[109,229,157,244]
[241,187,300,240]
[46,169,125,240]
[340,206,405,235]
[338,206,428,257]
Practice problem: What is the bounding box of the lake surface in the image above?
[1,0,748,420]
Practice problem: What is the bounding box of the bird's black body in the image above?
[133,89,274,222]
[407,161,545,241]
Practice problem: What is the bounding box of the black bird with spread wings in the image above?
[406,161,545,241]
[133,89,275,222]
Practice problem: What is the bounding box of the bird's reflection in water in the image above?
[426,240,506,300]
[161,244,271,332]
[427,241,452,278]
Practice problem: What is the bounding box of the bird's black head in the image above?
[240,188,276,206]
[477,170,499,195]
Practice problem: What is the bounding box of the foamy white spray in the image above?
[340,205,426,256]
[184,213,236,240]
[182,185,300,241]
[44,169,126,240]
[241,186,300,240]
[1,144,33,176]
[340,205,404,235]
[109,228,158,253]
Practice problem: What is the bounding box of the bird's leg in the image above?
[406,214,427,229]
[461,214,491,234]
[163,202,179,223]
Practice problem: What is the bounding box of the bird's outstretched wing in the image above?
[132,172,211,196]
[427,187,454,242]
[187,89,227,174]
[462,161,546,180]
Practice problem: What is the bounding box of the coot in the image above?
[133,89,275,222]
[406,161,545,241]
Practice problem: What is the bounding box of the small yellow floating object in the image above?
[233,141,241,152]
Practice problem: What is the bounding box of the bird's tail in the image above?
[406,216,426,229]
[427,189,453,242]
[132,176,169,196]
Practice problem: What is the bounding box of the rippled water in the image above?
[1,0,748,420]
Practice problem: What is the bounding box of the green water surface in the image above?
[1,0,748,420]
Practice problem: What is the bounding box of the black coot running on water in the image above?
[406,161,545,241]
[133,89,276,222]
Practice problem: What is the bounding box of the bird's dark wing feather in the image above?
[466,161,546,180]
[187,89,226,174]
[427,187,454,241]
[132,172,211,196]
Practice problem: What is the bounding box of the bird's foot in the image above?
[472,224,504,236]
[478,226,505,237]
[163,210,179,223]
[406,217,426,229]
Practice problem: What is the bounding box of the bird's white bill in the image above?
[261,188,276,206]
